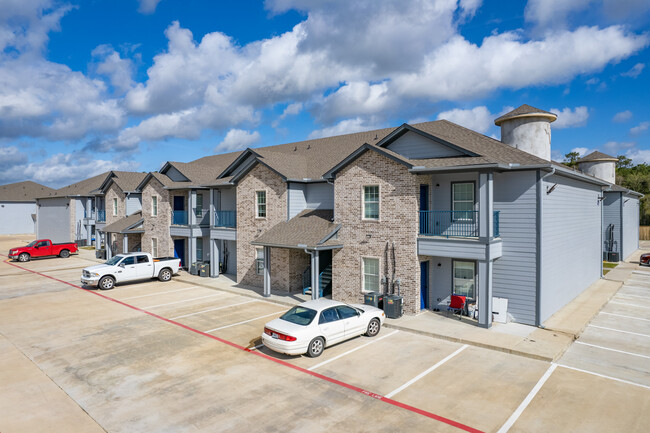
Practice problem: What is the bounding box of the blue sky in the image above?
[1,0,649,188]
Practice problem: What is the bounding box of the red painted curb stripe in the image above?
[3,257,484,433]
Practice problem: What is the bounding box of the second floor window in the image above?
[152,196,158,216]
[363,185,379,220]
[256,191,266,218]
[113,198,118,216]
[452,182,474,221]
[196,194,203,217]
[151,238,158,257]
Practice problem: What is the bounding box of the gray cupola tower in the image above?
[494,104,557,161]
[577,151,618,184]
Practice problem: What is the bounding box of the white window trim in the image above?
[255,190,267,219]
[452,182,475,222]
[152,195,158,217]
[112,198,118,216]
[151,237,158,258]
[361,256,381,293]
[452,260,476,300]
[361,185,380,221]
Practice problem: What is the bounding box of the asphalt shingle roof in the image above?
[38,172,113,199]
[0,181,56,202]
[251,209,340,249]
[494,104,557,126]
[578,151,618,162]
[101,211,143,233]
[110,171,148,192]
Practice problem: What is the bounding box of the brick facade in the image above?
[333,151,422,315]
[236,163,289,290]
[105,183,125,225]
[141,178,173,257]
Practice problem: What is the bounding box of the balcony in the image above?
[419,210,500,238]
[195,209,210,226]
[172,210,188,225]
[214,210,236,228]
[96,210,106,222]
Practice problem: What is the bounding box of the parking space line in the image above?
[609,301,650,309]
[589,324,650,338]
[3,257,484,433]
[142,293,222,309]
[204,311,284,332]
[308,330,399,371]
[557,364,650,391]
[575,341,650,359]
[120,286,199,300]
[616,293,650,300]
[495,363,557,433]
[384,345,468,399]
[170,300,257,320]
[620,285,650,291]
[600,312,650,322]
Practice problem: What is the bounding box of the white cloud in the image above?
[613,110,633,123]
[625,149,650,165]
[307,117,383,139]
[215,129,261,152]
[314,81,393,123]
[571,147,590,156]
[138,0,162,14]
[436,106,493,133]
[621,62,645,78]
[602,140,636,155]
[92,45,134,94]
[630,121,649,135]
[549,106,589,128]
[525,0,593,31]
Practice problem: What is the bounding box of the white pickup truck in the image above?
[81,252,181,290]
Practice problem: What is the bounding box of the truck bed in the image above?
[153,257,179,262]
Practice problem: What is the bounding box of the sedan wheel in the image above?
[307,337,325,358]
[99,276,115,290]
[366,318,381,337]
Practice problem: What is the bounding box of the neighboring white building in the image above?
[0,181,56,235]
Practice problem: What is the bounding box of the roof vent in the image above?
[294,146,297,151]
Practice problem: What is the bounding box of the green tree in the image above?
[616,155,633,170]
[563,151,581,168]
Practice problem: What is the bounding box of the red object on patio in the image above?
[447,295,466,319]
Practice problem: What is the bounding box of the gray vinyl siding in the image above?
[74,198,86,241]
[219,188,236,211]
[166,166,189,181]
[540,174,601,323]
[126,194,142,215]
[287,183,306,219]
[0,202,36,234]
[37,197,70,243]
[602,192,621,255]
[429,256,452,306]
[386,131,464,159]
[492,171,538,325]
[622,195,640,260]
[305,182,334,209]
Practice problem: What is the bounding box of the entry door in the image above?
[173,195,185,211]
[174,239,186,267]
[420,261,429,309]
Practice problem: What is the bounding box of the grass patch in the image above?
[603,262,618,269]
[80,246,96,250]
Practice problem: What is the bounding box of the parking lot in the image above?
[1,237,650,432]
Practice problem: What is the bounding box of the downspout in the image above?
[536,167,555,328]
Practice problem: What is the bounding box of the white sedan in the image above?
[262,298,385,357]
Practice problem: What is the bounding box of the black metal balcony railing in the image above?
[214,210,236,228]
[419,210,501,238]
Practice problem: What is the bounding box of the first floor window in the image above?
[256,191,266,218]
[152,196,158,216]
[362,257,380,292]
[152,238,158,257]
[453,261,475,299]
[452,182,474,220]
[256,248,264,275]
[363,185,379,220]
[113,198,118,216]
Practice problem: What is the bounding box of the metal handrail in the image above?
[214,210,236,228]
[172,210,188,225]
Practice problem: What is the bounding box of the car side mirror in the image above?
[118,263,125,268]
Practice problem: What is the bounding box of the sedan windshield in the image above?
[280,306,317,326]
[105,256,122,266]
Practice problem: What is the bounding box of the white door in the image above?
[336,305,365,337]
[117,256,139,282]
[318,307,346,345]
[135,254,154,279]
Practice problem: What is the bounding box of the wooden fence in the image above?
[640,226,650,240]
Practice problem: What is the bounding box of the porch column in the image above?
[188,237,197,266]
[477,259,493,328]
[86,224,92,245]
[209,188,215,227]
[311,250,320,300]
[123,233,128,253]
[478,172,494,240]
[106,233,112,259]
[189,190,197,225]
[263,246,271,297]
[210,239,220,278]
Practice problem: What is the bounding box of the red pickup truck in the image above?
[8,239,79,262]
